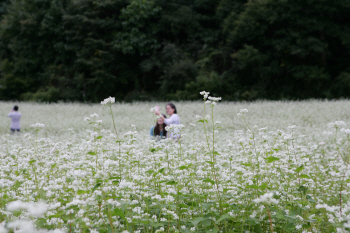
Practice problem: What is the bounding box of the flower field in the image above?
[1,96,350,233]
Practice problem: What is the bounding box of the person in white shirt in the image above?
[155,103,180,138]
[8,105,22,134]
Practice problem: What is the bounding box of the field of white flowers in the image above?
[1,94,350,233]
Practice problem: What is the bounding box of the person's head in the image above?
[13,106,18,111]
[157,114,166,125]
[166,103,177,115]
[155,114,167,136]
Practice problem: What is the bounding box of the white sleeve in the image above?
[164,114,177,125]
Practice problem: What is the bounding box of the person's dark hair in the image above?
[154,114,167,137]
[167,103,177,114]
[14,106,18,111]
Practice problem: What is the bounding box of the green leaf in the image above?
[203,178,215,185]
[190,217,203,226]
[306,195,316,203]
[166,181,177,185]
[300,174,310,179]
[295,165,304,172]
[87,151,96,155]
[92,183,102,192]
[77,190,88,195]
[96,136,102,139]
[112,208,125,219]
[217,213,230,223]
[206,161,214,165]
[179,165,188,170]
[246,185,259,189]
[265,156,280,163]
[253,224,263,233]
[109,176,121,180]
[241,163,251,166]
[158,168,165,173]
[29,160,36,165]
[213,151,220,155]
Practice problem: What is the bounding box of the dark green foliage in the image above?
[1,0,350,101]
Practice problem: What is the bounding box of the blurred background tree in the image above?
[0,0,350,102]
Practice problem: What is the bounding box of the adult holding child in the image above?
[155,103,180,139]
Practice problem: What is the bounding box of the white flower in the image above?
[296,224,302,230]
[101,96,115,106]
[200,91,210,100]
[30,123,45,128]
[253,192,279,205]
[208,96,222,102]
[7,220,35,233]
[7,200,48,217]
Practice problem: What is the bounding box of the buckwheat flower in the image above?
[0,222,7,233]
[296,224,302,230]
[190,227,196,232]
[208,96,222,102]
[7,220,35,233]
[327,122,335,128]
[288,125,297,129]
[253,192,279,205]
[341,128,350,135]
[190,123,196,127]
[90,113,98,118]
[196,115,202,120]
[205,115,210,120]
[101,96,115,106]
[30,123,45,128]
[205,100,211,104]
[335,121,346,127]
[122,231,130,233]
[150,107,156,113]
[84,117,90,121]
[7,200,48,217]
[200,91,210,99]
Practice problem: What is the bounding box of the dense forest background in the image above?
[1,0,350,102]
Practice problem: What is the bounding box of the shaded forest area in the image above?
[1,0,350,102]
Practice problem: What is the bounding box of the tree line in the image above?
[1,0,350,102]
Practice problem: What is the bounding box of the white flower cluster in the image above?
[204,95,222,105]
[165,124,185,138]
[253,192,279,205]
[327,121,346,128]
[6,200,48,217]
[341,128,350,135]
[30,123,45,128]
[208,96,222,102]
[200,91,210,100]
[101,96,115,106]
[237,109,248,117]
